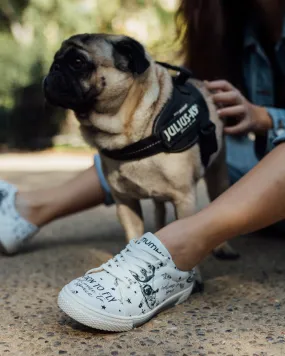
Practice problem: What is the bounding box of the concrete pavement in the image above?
[1,154,285,356]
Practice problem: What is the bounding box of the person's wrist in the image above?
[251,104,273,133]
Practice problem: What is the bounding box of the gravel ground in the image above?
[1,157,285,356]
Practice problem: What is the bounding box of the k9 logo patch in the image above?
[160,101,200,150]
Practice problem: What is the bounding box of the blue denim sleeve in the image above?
[266,107,285,146]
[94,154,114,206]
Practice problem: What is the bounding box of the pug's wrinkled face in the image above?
[44,33,150,113]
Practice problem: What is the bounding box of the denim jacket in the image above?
[243,18,285,147]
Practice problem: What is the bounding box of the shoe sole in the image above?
[58,282,195,332]
[0,238,20,255]
[0,239,11,255]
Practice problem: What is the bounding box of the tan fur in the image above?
[56,34,237,258]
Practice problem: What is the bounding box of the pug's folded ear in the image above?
[113,37,150,75]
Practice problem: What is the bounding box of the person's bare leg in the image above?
[156,143,285,271]
[16,166,106,227]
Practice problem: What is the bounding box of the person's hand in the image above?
[205,80,273,135]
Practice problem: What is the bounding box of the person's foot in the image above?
[0,181,38,254]
[58,232,200,332]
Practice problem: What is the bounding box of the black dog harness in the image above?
[102,62,218,167]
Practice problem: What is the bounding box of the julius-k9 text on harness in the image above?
[101,62,218,167]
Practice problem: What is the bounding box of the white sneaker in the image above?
[58,232,199,332]
[0,181,38,254]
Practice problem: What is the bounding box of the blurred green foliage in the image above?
[0,0,180,150]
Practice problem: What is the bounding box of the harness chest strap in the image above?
[101,63,218,167]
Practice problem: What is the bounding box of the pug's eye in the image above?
[72,58,82,69]
[69,56,85,70]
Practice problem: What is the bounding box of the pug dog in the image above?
[44,33,237,259]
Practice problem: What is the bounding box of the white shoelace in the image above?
[87,240,167,287]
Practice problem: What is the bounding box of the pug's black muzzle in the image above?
[44,70,90,112]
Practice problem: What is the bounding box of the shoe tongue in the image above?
[136,233,171,260]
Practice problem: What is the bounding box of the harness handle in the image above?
[156,61,194,85]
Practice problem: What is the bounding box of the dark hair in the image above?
[176,0,251,90]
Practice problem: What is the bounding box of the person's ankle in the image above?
[156,230,205,272]
[15,191,53,227]
[169,240,205,272]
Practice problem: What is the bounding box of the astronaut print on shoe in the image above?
[0,181,38,254]
[58,233,198,332]
[130,265,158,310]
